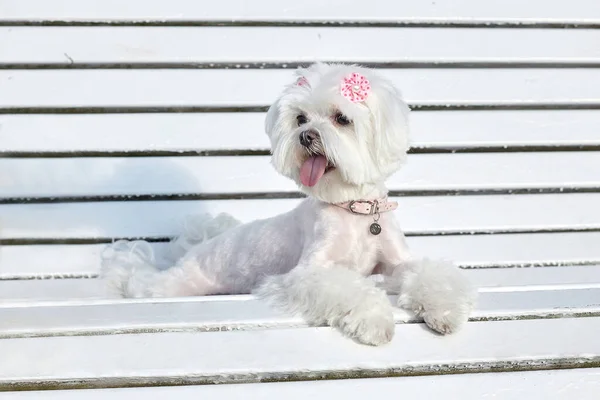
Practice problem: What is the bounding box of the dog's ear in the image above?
[264,96,280,144]
[367,76,411,177]
[265,68,306,143]
[264,81,302,178]
[265,66,315,145]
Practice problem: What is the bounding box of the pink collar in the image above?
[334,197,398,215]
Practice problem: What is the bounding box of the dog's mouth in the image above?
[299,153,335,187]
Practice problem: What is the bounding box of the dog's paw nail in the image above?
[338,310,395,346]
[422,308,469,335]
[397,295,424,313]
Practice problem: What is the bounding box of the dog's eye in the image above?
[335,113,351,126]
[296,114,308,126]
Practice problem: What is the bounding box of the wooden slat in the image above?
[3,232,600,279]
[2,266,599,304]
[1,369,599,400]
[2,111,600,154]
[409,232,600,267]
[2,69,600,108]
[0,280,112,304]
[1,289,599,338]
[409,110,600,148]
[2,194,599,239]
[0,318,599,390]
[4,27,600,64]
[0,244,107,279]
[2,152,600,198]
[1,0,599,24]
[466,266,600,291]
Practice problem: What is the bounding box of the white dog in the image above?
[102,63,476,345]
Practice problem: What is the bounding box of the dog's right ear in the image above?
[264,87,301,180]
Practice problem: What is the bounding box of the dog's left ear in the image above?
[366,76,411,177]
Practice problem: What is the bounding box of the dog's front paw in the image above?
[398,292,472,334]
[396,259,477,335]
[399,291,474,334]
[255,267,396,345]
[421,306,470,335]
[337,304,395,346]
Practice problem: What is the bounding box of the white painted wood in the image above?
[0,318,598,387]
[2,69,599,108]
[0,0,597,395]
[1,289,598,338]
[410,232,600,268]
[2,111,600,154]
[3,152,599,198]
[2,266,599,304]
[466,266,600,292]
[4,27,600,64]
[1,0,598,24]
[0,113,265,153]
[0,244,105,279]
[1,369,599,400]
[0,294,257,308]
[0,156,298,197]
[4,232,600,279]
[410,110,600,148]
[0,279,113,304]
[2,194,599,239]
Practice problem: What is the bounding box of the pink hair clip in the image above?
[296,76,309,87]
[341,73,371,103]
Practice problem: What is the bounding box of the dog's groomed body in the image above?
[103,63,476,345]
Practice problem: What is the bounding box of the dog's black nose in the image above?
[299,130,318,148]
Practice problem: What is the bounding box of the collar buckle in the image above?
[348,200,379,215]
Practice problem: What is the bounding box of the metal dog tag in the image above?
[369,222,382,235]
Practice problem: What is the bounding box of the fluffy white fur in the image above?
[102,63,477,345]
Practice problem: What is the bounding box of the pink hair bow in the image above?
[341,73,371,103]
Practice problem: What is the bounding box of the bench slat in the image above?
[3,232,599,279]
[4,27,600,64]
[0,280,112,304]
[2,111,600,154]
[3,153,599,198]
[2,69,599,108]
[2,194,599,239]
[2,266,599,304]
[1,288,599,338]
[1,0,598,24]
[1,369,599,399]
[1,317,598,389]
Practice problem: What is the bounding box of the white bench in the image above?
[1,0,600,397]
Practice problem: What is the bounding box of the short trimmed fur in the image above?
[102,63,476,345]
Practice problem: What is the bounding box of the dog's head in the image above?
[265,63,410,203]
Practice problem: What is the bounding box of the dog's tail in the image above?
[101,213,241,298]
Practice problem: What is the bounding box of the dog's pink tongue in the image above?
[300,155,327,187]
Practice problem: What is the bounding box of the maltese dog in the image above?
[102,63,476,345]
